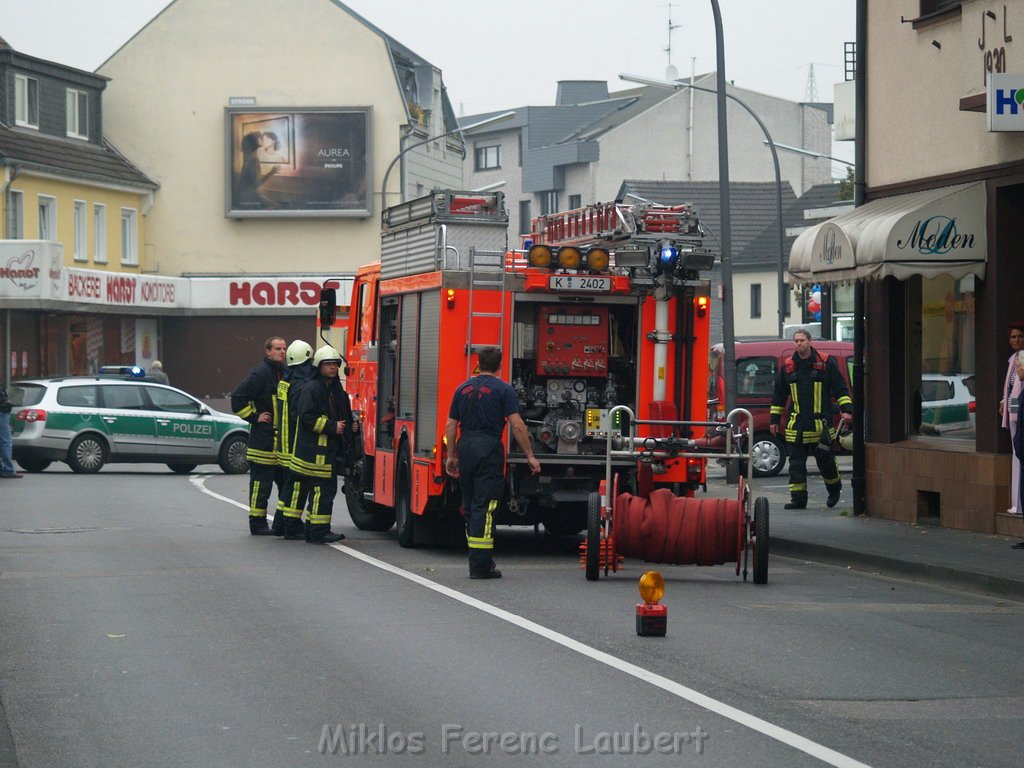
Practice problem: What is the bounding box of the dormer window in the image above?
[66,89,89,139]
[15,75,39,129]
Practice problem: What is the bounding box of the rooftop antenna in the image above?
[661,3,681,81]
[804,63,818,102]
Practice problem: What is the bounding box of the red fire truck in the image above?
[319,190,716,547]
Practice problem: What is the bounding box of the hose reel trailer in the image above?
[581,407,770,584]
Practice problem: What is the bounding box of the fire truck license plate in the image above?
[548,275,611,292]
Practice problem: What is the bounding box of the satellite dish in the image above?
[665,64,679,81]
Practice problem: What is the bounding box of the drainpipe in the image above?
[852,0,867,515]
[3,165,20,389]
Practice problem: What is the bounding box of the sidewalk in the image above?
[704,467,1024,600]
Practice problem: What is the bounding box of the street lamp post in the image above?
[620,73,789,339]
[380,110,515,213]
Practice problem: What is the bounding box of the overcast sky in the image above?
[0,0,856,167]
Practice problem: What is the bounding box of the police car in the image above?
[9,377,250,475]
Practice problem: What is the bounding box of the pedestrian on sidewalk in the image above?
[1012,353,1024,549]
[148,360,169,386]
[770,330,852,509]
[231,336,286,535]
[445,346,540,579]
[0,385,23,479]
[1000,321,1024,515]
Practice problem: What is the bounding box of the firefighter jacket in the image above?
[275,361,315,469]
[291,374,354,480]
[770,348,852,443]
[231,357,283,466]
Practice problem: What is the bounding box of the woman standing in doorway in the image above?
[1001,321,1024,515]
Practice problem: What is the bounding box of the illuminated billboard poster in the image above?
[226,108,371,217]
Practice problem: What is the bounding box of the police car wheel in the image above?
[167,463,198,474]
[67,434,108,474]
[16,457,51,473]
[219,435,249,475]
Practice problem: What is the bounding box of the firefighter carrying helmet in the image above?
[286,340,314,367]
[313,345,343,367]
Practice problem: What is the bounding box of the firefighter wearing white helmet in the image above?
[290,345,353,543]
[271,339,317,538]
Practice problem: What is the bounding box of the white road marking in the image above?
[190,474,872,768]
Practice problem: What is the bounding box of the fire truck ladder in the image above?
[465,246,507,376]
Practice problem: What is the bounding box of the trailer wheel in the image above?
[752,496,769,585]
[394,447,416,548]
[344,461,396,532]
[585,492,602,581]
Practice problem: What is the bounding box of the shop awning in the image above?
[788,182,987,285]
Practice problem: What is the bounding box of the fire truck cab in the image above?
[325,190,715,547]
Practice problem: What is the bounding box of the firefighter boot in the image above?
[306,523,346,544]
[784,495,807,510]
[270,507,287,537]
[249,516,274,536]
[827,483,842,508]
[282,516,305,540]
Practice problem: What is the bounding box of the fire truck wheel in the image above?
[344,465,396,532]
[585,492,602,581]
[394,447,416,548]
[752,497,769,585]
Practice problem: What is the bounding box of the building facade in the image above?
[463,77,833,241]
[0,37,160,384]
[84,0,460,395]
[790,0,1024,535]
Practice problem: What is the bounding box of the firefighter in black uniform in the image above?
[445,347,540,579]
[770,330,853,509]
[232,336,287,535]
[290,345,353,544]
[271,339,315,538]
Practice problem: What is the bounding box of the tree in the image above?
[837,166,854,200]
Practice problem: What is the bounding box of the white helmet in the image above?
[286,340,314,366]
[312,345,343,367]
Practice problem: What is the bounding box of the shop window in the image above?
[918,274,975,440]
[15,75,38,129]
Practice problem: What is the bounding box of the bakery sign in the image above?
[0,241,63,300]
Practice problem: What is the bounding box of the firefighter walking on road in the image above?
[271,339,315,538]
[290,345,353,544]
[770,330,852,510]
[445,347,540,579]
[232,336,286,535]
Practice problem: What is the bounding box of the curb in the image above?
[771,537,1024,601]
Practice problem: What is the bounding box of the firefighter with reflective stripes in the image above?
[290,345,352,544]
[769,330,853,509]
[445,347,540,579]
[271,339,315,538]
[231,336,286,535]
